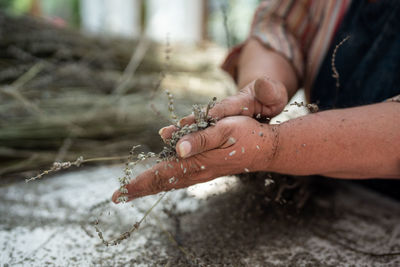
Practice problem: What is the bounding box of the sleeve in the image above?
[222,0,324,84]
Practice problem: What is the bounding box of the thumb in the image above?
[175,122,230,158]
[253,77,288,117]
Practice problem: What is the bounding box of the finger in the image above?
[254,77,288,117]
[112,157,207,202]
[207,93,253,120]
[178,114,196,128]
[175,119,233,158]
[181,84,255,128]
[159,125,178,141]
[112,164,173,203]
[161,115,196,141]
[172,82,256,134]
[112,190,124,203]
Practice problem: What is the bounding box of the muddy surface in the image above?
[0,166,399,266]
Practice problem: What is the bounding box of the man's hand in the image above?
[159,77,288,142]
[112,116,278,202]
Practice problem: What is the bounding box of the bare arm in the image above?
[237,38,299,98]
[269,102,400,178]
[113,102,400,202]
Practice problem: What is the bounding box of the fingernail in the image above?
[178,141,191,158]
[158,127,166,136]
[112,192,119,203]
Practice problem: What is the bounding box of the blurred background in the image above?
[0,0,260,46]
[0,0,271,181]
[0,0,307,180]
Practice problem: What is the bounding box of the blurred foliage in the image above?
[0,0,31,14]
[0,0,261,45]
[0,0,80,27]
[41,0,80,27]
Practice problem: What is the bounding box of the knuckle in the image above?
[218,99,230,117]
[197,132,208,150]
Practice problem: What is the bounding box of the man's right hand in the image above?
[159,77,289,141]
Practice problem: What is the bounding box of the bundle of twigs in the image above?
[0,12,233,180]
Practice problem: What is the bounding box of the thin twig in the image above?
[82,155,129,163]
[11,62,44,89]
[25,155,129,183]
[55,138,73,162]
[150,103,170,122]
[331,36,350,89]
[150,34,170,99]
[94,192,168,246]
[113,37,149,95]
[0,154,39,176]
[220,2,232,48]
[1,63,44,116]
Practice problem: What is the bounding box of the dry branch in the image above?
[0,12,232,179]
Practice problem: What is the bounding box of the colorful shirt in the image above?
[222,0,352,97]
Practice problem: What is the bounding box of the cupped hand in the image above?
[159,76,288,141]
[112,116,278,202]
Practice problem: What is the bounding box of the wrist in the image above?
[251,123,281,172]
[267,124,281,171]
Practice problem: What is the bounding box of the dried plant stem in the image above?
[25,95,219,247]
[96,95,219,245]
[150,103,170,122]
[165,90,178,125]
[82,155,129,163]
[94,192,167,246]
[12,62,44,88]
[55,138,73,162]
[25,155,129,183]
[113,37,149,96]
[274,180,301,202]
[220,2,231,48]
[2,87,42,115]
[1,62,44,116]
[289,101,319,113]
[331,36,350,89]
[0,155,40,177]
[150,35,171,99]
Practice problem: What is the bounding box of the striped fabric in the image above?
[222,0,351,97]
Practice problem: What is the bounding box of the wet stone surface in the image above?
[0,166,399,266]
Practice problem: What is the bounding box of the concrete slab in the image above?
[0,166,399,266]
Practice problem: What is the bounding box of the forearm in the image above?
[268,102,400,179]
[238,38,299,97]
